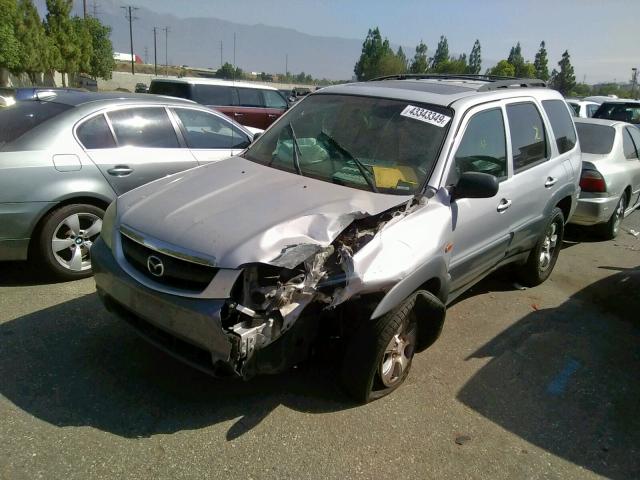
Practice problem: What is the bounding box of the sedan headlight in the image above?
[101,201,117,250]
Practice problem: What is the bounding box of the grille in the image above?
[120,234,218,292]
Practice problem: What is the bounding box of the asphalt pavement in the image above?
[1,213,639,479]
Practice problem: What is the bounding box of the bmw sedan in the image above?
[0,91,259,280]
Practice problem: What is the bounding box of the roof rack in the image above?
[369,73,546,91]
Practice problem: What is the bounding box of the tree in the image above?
[71,16,92,78]
[533,41,549,81]
[488,60,516,77]
[433,54,467,74]
[215,62,242,79]
[551,50,576,95]
[572,82,591,97]
[507,42,523,66]
[467,39,481,74]
[14,0,49,83]
[431,35,449,71]
[396,46,408,71]
[519,62,536,78]
[0,0,21,84]
[353,27,400,80]
[45,0,80,86]
[83,16,114,80]
[409,40,428,74]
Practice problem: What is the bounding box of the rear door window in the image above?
[76,114,116,149]
[173,108,250,149]
[263,90,287,109]
[575,123,615,154]
[626,126,640,161]
[107,107,179,148]
[192,85,233,106]
[542,100,577,154]
[453,107,507,181]
[0,102,72,148]
[237,88,264,107]
[623,128,639,159]
[507,102,549,173]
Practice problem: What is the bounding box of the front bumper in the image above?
[92,238,235,376]
[569,195,619,226]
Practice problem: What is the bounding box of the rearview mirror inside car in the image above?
[452,172,499,200]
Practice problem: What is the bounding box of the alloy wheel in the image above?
[51,213,102,272]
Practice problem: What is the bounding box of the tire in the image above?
[37,203,105,281]
[340,294,419,404]
[516,207,565,287]
[598,193,627,240]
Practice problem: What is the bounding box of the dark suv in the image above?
[149,78,289,129]
[593,100,640,126]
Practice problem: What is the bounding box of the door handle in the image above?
[497,198,512,212]
[107,165,133,176]
[234,112,244,117]
[267,114,277,118]
[545,176,557,188]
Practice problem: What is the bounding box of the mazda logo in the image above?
[146,255,164,277]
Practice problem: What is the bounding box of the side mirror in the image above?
[252,131,262,142]
[452,172,499,200]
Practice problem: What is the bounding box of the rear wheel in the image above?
[516,207,565,287]
[598,193,627,240]
[340,295,418,403]
[37,204,104,280]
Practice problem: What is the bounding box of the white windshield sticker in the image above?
[400,105,451,127]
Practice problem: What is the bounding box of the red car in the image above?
[149,78,289,129]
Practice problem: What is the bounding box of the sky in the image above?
[97,0,639,83]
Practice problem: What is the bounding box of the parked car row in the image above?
[2,75,639,404]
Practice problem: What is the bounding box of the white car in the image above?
[566,99,600,118]
[570,118,640,238]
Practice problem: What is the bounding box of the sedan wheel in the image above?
[37,204,105,280]
[51,213,102,272]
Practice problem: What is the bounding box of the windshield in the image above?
[243,94,452,194]
[576,123,615,154]
[0,101,72,149]
[593,102,640,124]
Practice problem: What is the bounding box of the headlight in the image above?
[101,201,117,250]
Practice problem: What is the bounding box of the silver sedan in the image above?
[0,91,258,280]
[571,118,640,238]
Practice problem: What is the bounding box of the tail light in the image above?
[580,169,606,192]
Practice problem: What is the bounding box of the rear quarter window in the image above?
[542,100,577,154]
[149,81,192,100]
[0,102,72,149]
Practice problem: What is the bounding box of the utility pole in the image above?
[233,32,236,70]
[144,46,149,64]
[163,26,170,76]
[91,0,100,17]
[82,0,87,18]
[153,27,158,76]
[632,68,638,100]
[285,54,288,79]
[220,41,223,68]
[121,6,139,75]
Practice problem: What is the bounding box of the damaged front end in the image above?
[222,197,427,378]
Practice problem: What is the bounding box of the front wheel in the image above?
[340,295,418,403]
[516,207,565,287]
[37,204,104,281]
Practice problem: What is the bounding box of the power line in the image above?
[121,6,139,75]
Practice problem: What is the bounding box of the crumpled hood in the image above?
[118,157,411,268]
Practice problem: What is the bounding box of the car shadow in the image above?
[457,266,640,479]
[0,293,353,441]
[0,261,65,286]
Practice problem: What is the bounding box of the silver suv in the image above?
[93,75,580,403]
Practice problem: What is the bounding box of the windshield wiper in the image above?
[319,131,378,193]
[287,122,303,176]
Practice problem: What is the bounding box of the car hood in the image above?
[117,157,412,268]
